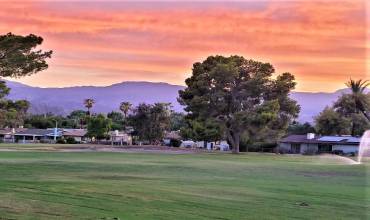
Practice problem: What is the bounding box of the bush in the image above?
[56,138,66,144]
[66,137,77,144]
[170,139,182,147]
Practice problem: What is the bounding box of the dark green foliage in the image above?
[314,79,370,136]
[0,80,10,99]
[179,55,299,153]
[333,93,370,136]
[84,98,95,116]
[107,111,124,131]
[169,112,186,131]
[67,110,88,128]
[180,117,222,142]
[169,138,182,147]
[344,79,370,120]
[25,114,77,129]
[128,103,171,143]
[287,122,316,135]
[66,137,77,144]
[87,114,112,140]
[315,107,351,135]
[119,101,132,118]
[0,33,52,78]
[56,138,66,144]
[0,33,51,128]
[0,94,29,128]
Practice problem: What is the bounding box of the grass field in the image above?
[0,151,369,220]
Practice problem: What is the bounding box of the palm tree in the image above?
[119,101,132,118]
[345,79,370,121]
[84,98,95,116]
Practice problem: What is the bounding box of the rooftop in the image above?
[280,134,361,145]
[14,129,62,137]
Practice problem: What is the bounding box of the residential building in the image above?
[109,130,132,146]
[62,129,87,143]
[279,133,360,154]
[13,129,63,143]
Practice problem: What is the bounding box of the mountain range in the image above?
[4,80,353,123]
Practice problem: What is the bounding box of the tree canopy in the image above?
[129,103,171,144]
[87,114,112,140]
[315,79,370,136]
[315,107,351,135]
[0,33,52,78]
[179,55,299,153]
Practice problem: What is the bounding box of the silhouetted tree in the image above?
[84,98,95,116]
[0,33,52,78]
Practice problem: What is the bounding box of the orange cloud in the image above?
[0,1,367,92]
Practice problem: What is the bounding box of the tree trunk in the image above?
[226,129,240,154]
[232,139,240,154]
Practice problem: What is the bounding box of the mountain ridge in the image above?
[3,79,356,122]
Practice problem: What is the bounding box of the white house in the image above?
[279,133,360,154]
[109,130,132,146]
[62,129,87,143]
[181,140,230,151]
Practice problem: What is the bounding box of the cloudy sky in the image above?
[1,0,368,92]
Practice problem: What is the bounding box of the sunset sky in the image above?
[0,0,368,92]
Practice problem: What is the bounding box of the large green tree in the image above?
[179,55,299,153]
[180,117,223,144]
[0,33,52,128]
[315,107,351,135]
[107,111,124,131]
[169,112,187,131]
[332,79,370,135]
[87,114,112,141]
[67,110,88,128]
[287,122,316,135]
[0,33,52,78]
[344,79,369,120]
[315,79,370,136]
[0,99,30,128]
[129,103,171,144]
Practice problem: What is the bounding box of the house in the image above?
[180,140,230,151]
[13,128,63,143]
[0,128,27,143]
[62,129,87,143]
[196,141,229,151]
[109,130,132,146]
[279,133,360,154]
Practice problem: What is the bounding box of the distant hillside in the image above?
[5,80,184,116]
[4,80,357,122]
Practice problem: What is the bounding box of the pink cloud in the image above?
[0,1,367,92]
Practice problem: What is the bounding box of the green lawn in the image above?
[0,151,369,220]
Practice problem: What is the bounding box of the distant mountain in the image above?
[4,80,357,123]
[5,80,185,116]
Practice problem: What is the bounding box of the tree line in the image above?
[0,33,369,153]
